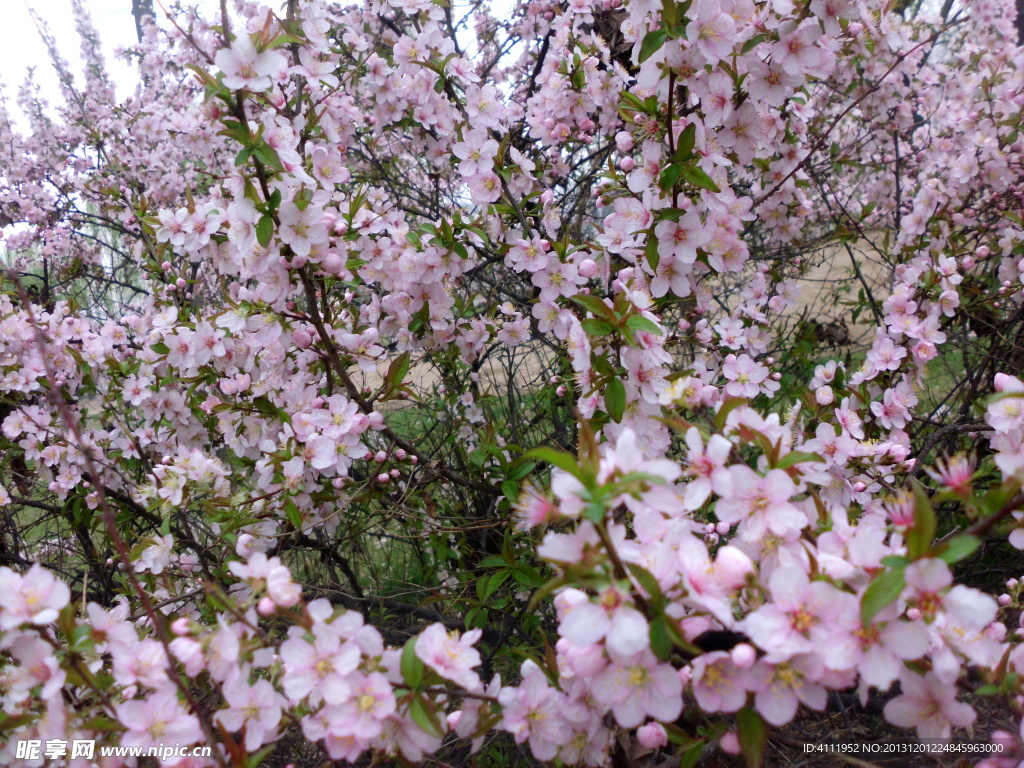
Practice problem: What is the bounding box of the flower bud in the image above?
[615,131,634,153]
[376,473,390,483]
[637,723,668,750]
[619,156,636,172]
[731,643,756,669]
[577,258,598,278]
[321,253,344,275]
[171,618,191,636]
[258,597,277,616]
[719,731,741,755]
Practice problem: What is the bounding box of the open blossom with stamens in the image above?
[591,649,684,728]
[117,688,202,753]
[883,670,975,740]
[557,586,650,659]
[0,564,71,629]
[415,623,484,691]
[690,651,751,713]
[215,36,286,91]
[216,677,285,751]
[714,466,806,542]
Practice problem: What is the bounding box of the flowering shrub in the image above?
[2,0,1024,765]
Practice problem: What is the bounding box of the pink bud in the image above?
[556,385,566,396]
[715,522,730,535]
[447,711,464,730]
[395,449,407,460]
[258,597,277,616]
[853,481,867,492]
[409,455,419,464]
[999,594,1012,605]
[578,258,598,278]
[389,468,400,478]
[815,386,834,405]
[376,473,389,483]
[731,643,756,669]
[991,731,1016,752]
[374,451,387,463]
[636,723,668,750]
[332,478,345,489]
[719,731,741,755]
[161,261,172,271]
[321,253,344,275]
[176,278,186,288]
[292,329,313,349]
[619,156,636,172]
[171,618,191,636]
[1008,578,1019,588]
[961,255,976,269]
[907,607,921,621]
[615,131,635,153]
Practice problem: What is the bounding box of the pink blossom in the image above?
[591,650,684,728]
[0,564,71,629]
[215,36,286,91]
[415,623,483,691]
[883,670,975,740]
[118,689,202,753]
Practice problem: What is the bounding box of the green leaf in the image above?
[661,0,679,30]
[649,615,672,661]
[860,566,906,625]
[251,396,279,418]
[627,562,664,605]
[570,293,617,322]
[658,163,681,190]
[284,498,302,529]
[151,341,170,355]
[605,377,626,422]
[408,695,445,738]
[477,570,511,602]
[736,707,766,768]
[527,447,584,481]
[740,33,765,54]
[507,459,537,482]
[714,397,749,430]
[678,163,721,192]
[906,483,937,560]
[256,214,274,247]
[775,451,824,470]
[676,122,697,160]
[401,638,424,690]
[581,318,616,336]
[679,744,704,768]
[638,29,668,63]
[501,479,519,501]
[934,534,981,565]
[252,142,285,173]
[384,352,410,391]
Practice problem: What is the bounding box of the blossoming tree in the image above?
[2,0,1024,765]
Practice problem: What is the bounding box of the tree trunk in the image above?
[131,0,154,42]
